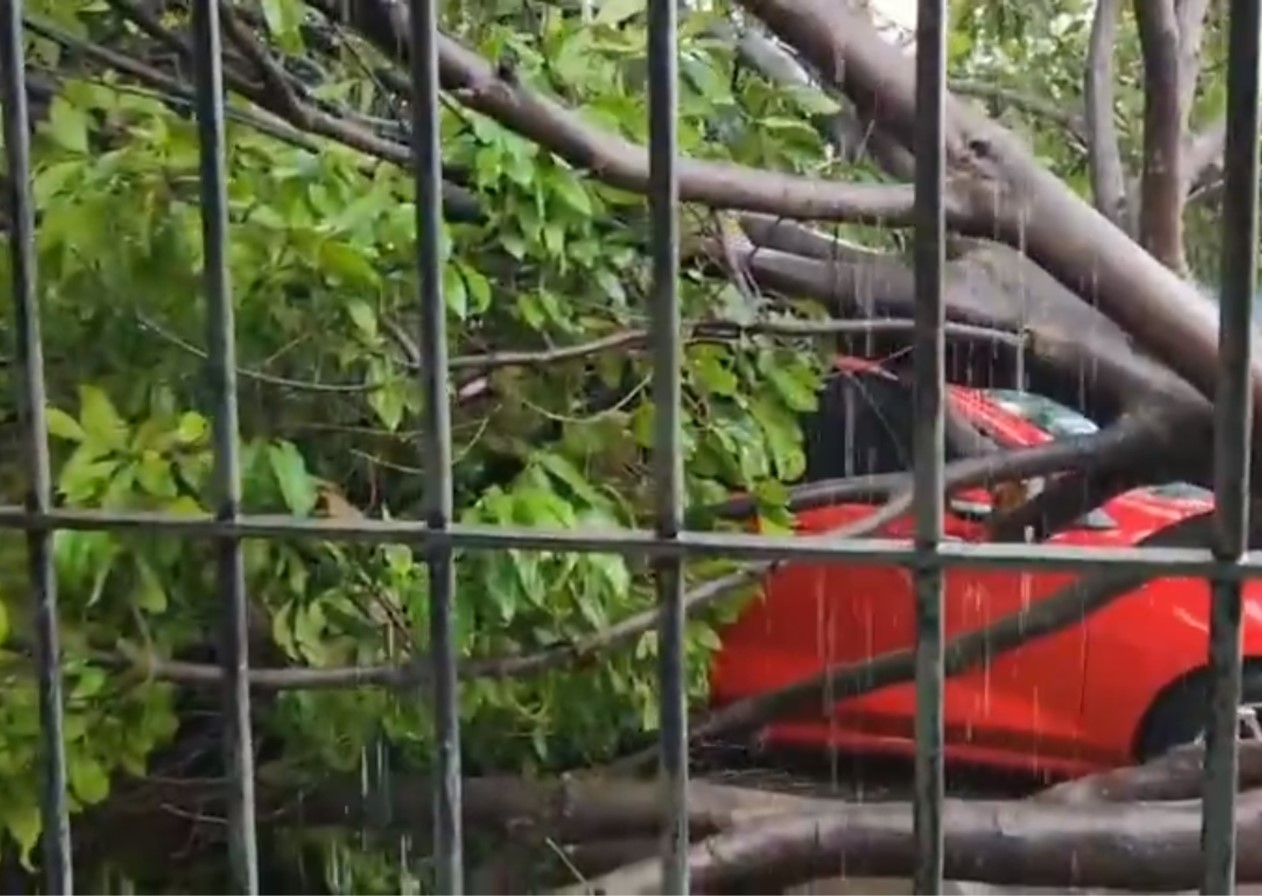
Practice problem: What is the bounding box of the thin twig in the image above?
[140,311,1022,396]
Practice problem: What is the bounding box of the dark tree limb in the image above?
[1175,0,1214,123]
[1134,0,1189,271]
[1085,0,1128,226]
[737,0,1261,439]
[953,80,1088,145]
[29,14,484,221]
[301,0,955,228]
[1034,741,1262,805]
[560,790,1262,895]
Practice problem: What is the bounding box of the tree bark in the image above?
[737,0,1262,447]
[561,790,1262,894]
[1134,1,1189,272]
[1085,0,1128,227]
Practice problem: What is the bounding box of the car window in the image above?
[983,389,1101,439]
[802,372,914,481]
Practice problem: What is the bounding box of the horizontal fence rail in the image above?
[0,0,1258,893]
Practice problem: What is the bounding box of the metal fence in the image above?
[0,0,1260,893]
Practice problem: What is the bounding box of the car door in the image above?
[770,369,985,737]
[804,378,1092,764]
[711,368,920,711]
[938,390,1097,766]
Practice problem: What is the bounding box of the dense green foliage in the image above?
[0,0,1231,890]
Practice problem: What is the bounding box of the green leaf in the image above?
[368,383,406,432]
[0,598,8,644]
[136,451,177,498]
[134,558,168,614]
[463,264,493,314]
[346,298,378,339]
[46,406,85,441]
[69,755,111,805]
[261,0,294,36]
[319,240,380,287]
[784,84,842,116]
[45,96,88,153]
[588,553,630,598]
[551,175,593,216]
[33,159,81,205]
[267,441,318,516]
[595,268,626,305]
[765,364,819,412]
[536,452,605,507]
[293,601,328,663]
[444,263,468,319]
[3,804,40,869]
[596,0,643,27]
[57,449,121,504]
[77,384,127,449]
[174,411,209,446]
[690,349,738,397]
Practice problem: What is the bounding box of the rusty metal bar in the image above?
[0,1,72,890]
[190,0,258,890]
[647,0,688,887]
[408,0,463,889]
[1203,0,1262,890]
[912,0,947,891]
[10,505,1262,575]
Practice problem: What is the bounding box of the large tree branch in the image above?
[1134,0,1188,271]
[563,790,1262,894]
[953,80,1088,145]
[1176,0,1214,122]
[88,743,1262,892]
[31,14,484,221]
[729,239,1208,424]
[738,0,1262,441]
[299,0,946,226]
[1085,0,1127,226]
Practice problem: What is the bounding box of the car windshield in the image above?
[980,389,1213,503]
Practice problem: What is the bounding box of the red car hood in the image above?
[1088,487,1215,547]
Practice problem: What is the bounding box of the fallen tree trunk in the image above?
[561,789,1262,895]
[738,0,1262,429]
[86,741,1262,890]
[1035,740,1262,805]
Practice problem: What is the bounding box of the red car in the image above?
[710,357,1262,778]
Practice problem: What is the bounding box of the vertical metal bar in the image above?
[0,4,72,891]
[190,1,257,891]
[408,1,462,891]
[1203,0,1261,890]
[647,0,686,889]
[912,1,947,893]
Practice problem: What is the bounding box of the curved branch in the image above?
[986,409,1208,541]
[143,309,1020,397]
[1085,0,1127,226]
[1176,0,1213,122]
[28,15,484,221]
[562,789,1262,895]
[1134,0,1188,270]
[953,80,1088,145]
[303,0,978,227]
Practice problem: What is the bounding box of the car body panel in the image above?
[709,364,1262,778]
